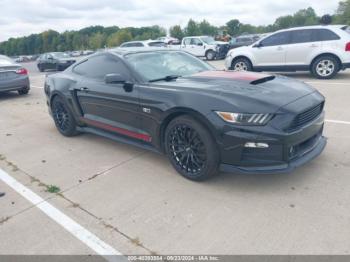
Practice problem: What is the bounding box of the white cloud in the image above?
[0,0,339,41]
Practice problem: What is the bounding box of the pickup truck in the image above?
[175,36,230,60]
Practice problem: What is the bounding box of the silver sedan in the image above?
[0,55,30,95]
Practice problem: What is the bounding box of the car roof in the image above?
[183,36,211,38]
[109,47,181,56]
[276,24,347,33]
[121,40,164,45]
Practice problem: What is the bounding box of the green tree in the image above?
[226,19,241,36]
[170,25,184,40]
[185,19,201,36]
[107,30,132,47]
[198,20,217,35]
[335,0,350,24]
[89,32,105,49]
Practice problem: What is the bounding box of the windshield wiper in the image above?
[149,75,181,83]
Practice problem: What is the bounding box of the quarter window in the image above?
[313,29,340,41]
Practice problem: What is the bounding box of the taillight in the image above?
[346,42,350,52]
[15,68,28,75]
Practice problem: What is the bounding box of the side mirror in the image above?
[48,56,53,60]
[104,73,127,84]
[104,73,133,92]
[197,42,203,46]
[253,42,263,48]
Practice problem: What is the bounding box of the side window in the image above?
[73,55,130,80]
[148,42,166,47]
[290,30,313,44]
[313,29,340,41]
[191,38,202,45]
[132,42,144,47]
[121,43,131,47]
[183,38,191,45]
[260,32,290,47]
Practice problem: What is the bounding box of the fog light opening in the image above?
[244,142,269,148]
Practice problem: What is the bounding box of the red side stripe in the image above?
[82,118,151,142]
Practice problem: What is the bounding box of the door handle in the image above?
[276,46,283,51]
[310,44,318,48]
[79,87,89,92]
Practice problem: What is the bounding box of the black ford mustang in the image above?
[44,49,326,181]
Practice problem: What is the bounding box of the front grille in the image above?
[289,131,322,160]
[288,102,324,131]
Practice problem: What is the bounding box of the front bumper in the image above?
[220,136,326,174]
[209,92,326,174]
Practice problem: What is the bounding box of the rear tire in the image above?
[18,87,29,95]
[165,115,219,181]
[311,55,340,79]
[51,96,79,137]
[231,57,253,71]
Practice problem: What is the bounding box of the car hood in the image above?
[158,71,317,113]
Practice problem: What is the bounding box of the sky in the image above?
[0,0,339,42]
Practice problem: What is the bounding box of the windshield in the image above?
[200,36,216,44]
[52,52,70,59]
[125,51,214,81]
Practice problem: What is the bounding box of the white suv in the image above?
[225,25,350,79]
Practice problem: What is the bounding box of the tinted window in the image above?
[313,29,340,41]
[133,42,144,47]
[191,38,202,45]
[237,37,251,43]
[148,41,166,47]
[342,26,350,34]
[260,32,290,47]
[183,38,191,45]
[290,30,313,44]
[73,55,130,80]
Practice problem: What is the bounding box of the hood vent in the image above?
[250,75,276,85]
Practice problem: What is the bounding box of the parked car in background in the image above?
[82,50,94,55]
[225,25,350,79]
[71,51,83,57]
[120,40,167,48]
[44,49,326,181]
[0,55,30,95]
[37,52,76,72]
[179,36,230,60]
[229,34,261,49]
[157,36,180,44]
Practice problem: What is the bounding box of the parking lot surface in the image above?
[0,60,350,256]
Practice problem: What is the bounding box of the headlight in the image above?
[216,112,274,126]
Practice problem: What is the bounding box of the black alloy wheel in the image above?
[165,115,219,181]
[51,96,79,136]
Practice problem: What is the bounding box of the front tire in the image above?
[231,57,253,71]
[38,65,44,72]
[205,50,216,61]
[311,55,340,79]
[165,115,219,181]
[51,96,79,137]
